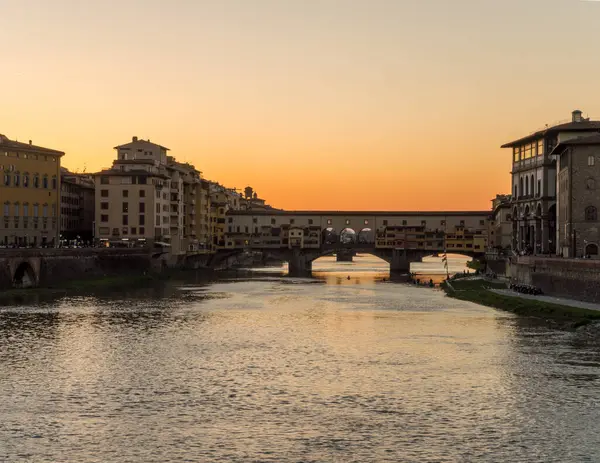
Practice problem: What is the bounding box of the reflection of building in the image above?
[0,134,63,247]
[501,110,600,254]
[488,194,512,251]
[552,134,600,258]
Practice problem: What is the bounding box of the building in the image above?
[60,169,95,242]
[93,136,213,254]
[551,134,600,258]
[501,110,600,254]
[210,182,242,249]
[488,194,512,251]
[94,137,172,248]
[0,134,63,247]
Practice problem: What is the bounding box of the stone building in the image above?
[0,134,63,247]
[60,169,95,242]
[94,137,212,254]
[488,194,512,251]
[501,110,600,254]
[551,134,600,257]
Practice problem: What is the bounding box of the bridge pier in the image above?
[390,249,411,273]
[336,250,355,262]
[287,250,313,277]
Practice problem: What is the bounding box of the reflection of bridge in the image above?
[214,210,489,275]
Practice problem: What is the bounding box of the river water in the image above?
[1,255,599,462]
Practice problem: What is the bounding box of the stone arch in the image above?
[340,228,357,244]
[357,228,373,244]
[322,227,338,244]
[585,243,599,257]
[13,261,37,288]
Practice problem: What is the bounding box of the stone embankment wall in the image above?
[0,249,154,290]
[512,256,600,303]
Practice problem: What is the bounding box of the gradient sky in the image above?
[2,0,600,211]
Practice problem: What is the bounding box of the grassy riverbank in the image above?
[442,278,600,327]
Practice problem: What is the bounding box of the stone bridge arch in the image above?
[10,259,40,288]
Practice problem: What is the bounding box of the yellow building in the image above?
[0,134,64,247]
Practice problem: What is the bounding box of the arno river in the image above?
[1,256,599,462]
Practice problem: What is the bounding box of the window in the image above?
[252,218,257,223]
[402,220,407,226]
[588,156,595,167]
[460,220,465,226]
[131,227,137,234]
[309,219,314,225]
[3,174,10,186]
[537,139,544,156]
[272,218,276,225]
[122,215,129,225]
[513,147,520,162]
[101,189,108,197]
[479,220,485,226]
[140,190,145,198]
[14,174,19,187]
[139,177,147,185]
[139,214,145,225]
[364,219,369,225]
[440,220,446,226]
[156,204,160,213]
[290,219,295,224]
[101,214,109,222]
[23,204,29,217]
[139,203,145,213]
[43,177,48,189]
[122,227,128,235]
[156,216,160,225]
[52,177,57,189]
[42,205,48,217]
[326,219,332,225]
[3,203,9,217]
[23,174,29,187]
[383,220,388,226]
[538,180,542,195]
[345,219,350,225]
[585,206,597,221]
[139,227,145,235]
[122,202,129,213]
[101,202,109,210]
[33,205,39,217]
[421,220,426,226]
[123,190,129,198]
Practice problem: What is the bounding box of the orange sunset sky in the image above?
[2,0,600,211]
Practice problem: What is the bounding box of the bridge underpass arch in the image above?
[322,227,338,245]
[12,261,37,288]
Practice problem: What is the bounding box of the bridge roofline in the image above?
[226,210,491,217]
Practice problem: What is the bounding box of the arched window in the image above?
[519,178,523,198]
[33,175,39,188]
[530,175,534,196]
[14,173,20,187]
[525,178,529,196]
[43,176,48,189]
[585,206,597,221]
[23,173,29,187]
[585,243,599,256]
[52,176,57,189]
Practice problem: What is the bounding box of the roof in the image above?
[0,134,64,156]
[550,133,600,155]
[501,120,600,148]
[94,168,169,179]
[227,210,490,217]
[113,139,169,151]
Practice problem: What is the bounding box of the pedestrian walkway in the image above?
[489,289,600,312]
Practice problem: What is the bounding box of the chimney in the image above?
[29,140,32,145]
[132,136,138,142]
[572,110,583,123]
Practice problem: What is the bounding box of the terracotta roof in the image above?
[113,139,169,151]
[227,210,490,217]
[550,133,600,155]
[501,120,600,148]
[0,134,64,156]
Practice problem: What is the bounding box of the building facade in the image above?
[60,169,95,242]
[501,110,600,254]
[552,134,600,257]
[488,194,512,251]
[0,134,63,247]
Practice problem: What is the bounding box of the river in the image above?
[1,255,599,462]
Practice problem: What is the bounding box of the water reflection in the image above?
[1,257,599,462]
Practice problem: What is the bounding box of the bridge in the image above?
[214,210,490,275]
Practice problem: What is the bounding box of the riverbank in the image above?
[442,278,600,328]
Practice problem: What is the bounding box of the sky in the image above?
[2,0,600,211]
